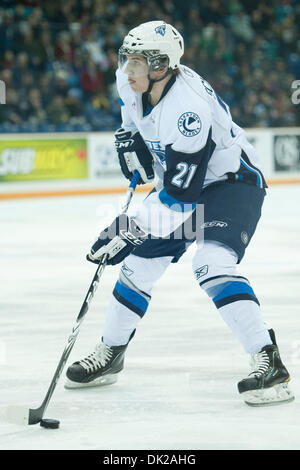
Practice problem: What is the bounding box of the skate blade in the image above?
[64,374,118,389]
[242,381,295,407]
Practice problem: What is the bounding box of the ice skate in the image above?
[238,330,294,406]
[65,339,129,389]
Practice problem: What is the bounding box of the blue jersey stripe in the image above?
[215,293,260,309]
[200,274,249,288]
[114,281,149,314]
[212,281,256,302]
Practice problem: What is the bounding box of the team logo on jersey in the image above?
[178,112,202,137]
[145,139,166,164]
[155,24,166,36]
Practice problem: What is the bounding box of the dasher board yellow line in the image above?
[0,179,299,200]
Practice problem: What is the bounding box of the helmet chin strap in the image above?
[146,68,172,95]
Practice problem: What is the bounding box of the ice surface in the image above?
[0,185,300,450]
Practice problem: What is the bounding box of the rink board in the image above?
[0,128,299,199]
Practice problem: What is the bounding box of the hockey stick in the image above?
[4,171,140,426]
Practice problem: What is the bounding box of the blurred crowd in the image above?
[0,0,299,133]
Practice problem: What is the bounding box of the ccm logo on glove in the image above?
[87,214,148,266]
[115,128,154,184]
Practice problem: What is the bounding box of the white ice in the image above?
[0,184,300,450]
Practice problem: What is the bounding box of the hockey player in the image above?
[66,21,294,406]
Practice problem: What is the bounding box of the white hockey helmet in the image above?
[118,20,184,75]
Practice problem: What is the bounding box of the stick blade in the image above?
[28,406,43,425]
[2,405,30,425]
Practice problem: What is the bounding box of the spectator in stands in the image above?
[11,52,30,89]
[0,88,23,125]
[0,0,298,132]
[65,88,84,120]
[46,94,70,125]
[80,58,105,98]
[26,88,47,126]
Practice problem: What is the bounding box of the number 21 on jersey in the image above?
[171,163,198,189]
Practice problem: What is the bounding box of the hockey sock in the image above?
[193,241,272,354]
[201,277,272,354]
[103,254,172,346]
[102,290,146,346]
[103,268,152,346]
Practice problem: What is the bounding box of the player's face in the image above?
[124,55,150,93]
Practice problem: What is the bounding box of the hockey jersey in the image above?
[116,65,265,238]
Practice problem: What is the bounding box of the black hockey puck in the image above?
[40,419,60,429]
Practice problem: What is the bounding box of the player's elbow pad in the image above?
[160,129,216,210]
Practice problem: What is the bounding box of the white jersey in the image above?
[116,65,264,237]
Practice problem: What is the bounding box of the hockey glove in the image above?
[87,213,148,266]
[115,128,154,184]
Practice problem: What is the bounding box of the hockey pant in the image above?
[102,241,272,354]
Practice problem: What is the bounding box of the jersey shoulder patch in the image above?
[177,111,202,137]
[160,82,212,153]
